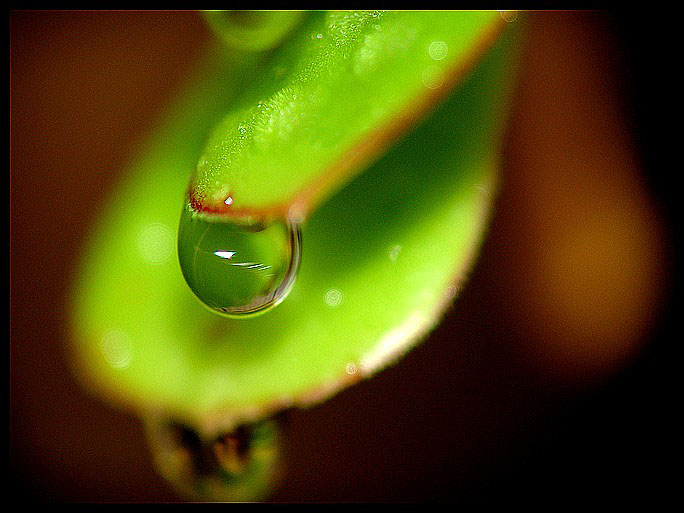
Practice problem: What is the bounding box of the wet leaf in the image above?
[70,11,521,500]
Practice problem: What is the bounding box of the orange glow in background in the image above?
[499,13,670,380]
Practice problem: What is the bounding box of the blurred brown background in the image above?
[10,11,674,504]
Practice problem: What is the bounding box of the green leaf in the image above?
[189,11,504,219]
[69,10,520,500]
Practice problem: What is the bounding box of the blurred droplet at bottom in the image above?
[145,416,282,502]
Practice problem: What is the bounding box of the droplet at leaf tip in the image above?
[178,199,302,319]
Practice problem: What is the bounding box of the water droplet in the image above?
[224,195,234,206]
[324,288,343,307]
[178,202,302,318]
[146,417,281,502]
[428,40,448,60]
[422,65,444,89]
[138,222,174,265]
[100,329,132,369]
[499,10,518,23]
[388,244,402,262]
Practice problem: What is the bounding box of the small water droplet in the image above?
[100,329,132,369]
[146,418,281,502]
[224,195,234,206]
[178,202,302,318]
[422,65,444,89]
[324,288,343,307]
[138,222,175,265]
[499,10,518,23]
[428,40,448,60]
[388,244,402,262]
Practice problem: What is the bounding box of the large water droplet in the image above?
[178,202,301,318]
[145,417,281,502]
